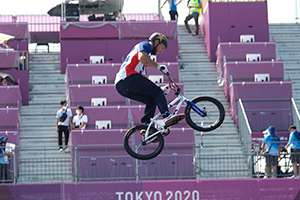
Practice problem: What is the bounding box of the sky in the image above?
[0,0,298,23]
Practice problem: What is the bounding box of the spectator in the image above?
[160,0,178,21]
[181,0,202,36]
[0,136,10,183]
[1,78,7,86]
[0,41,12,49]
[113,11,126,21]
[72,105,88,130]
[285,125,300,178]
[56,100,72,153]
[261,126,281,178]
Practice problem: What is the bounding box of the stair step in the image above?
[29,70,61,74]
[29,74,64,80]
[19,52,71,183]
[30,90,65,95]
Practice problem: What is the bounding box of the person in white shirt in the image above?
[56,100,73,153]
[72,105,88,130]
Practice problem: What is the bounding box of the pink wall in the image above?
[61,39,178,74]
[0,70,29,106]
[200,2,269,61]
[1,179,300,199]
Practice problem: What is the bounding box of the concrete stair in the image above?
[178,25,250,179]
[18,52,72,183]
[269,23,300,107]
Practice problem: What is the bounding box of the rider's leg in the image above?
[145,102,156,118]
[116,74,185,127]
[116,74,169,116]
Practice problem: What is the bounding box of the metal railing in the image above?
[12,146,73,183]
[4,141,300,183]
[74,144,195,182]
[0,150,15,184]
[292,98,300,130]
[197,141,300,179]
[238,99,252,155]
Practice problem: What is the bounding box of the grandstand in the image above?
[1,0,300,199]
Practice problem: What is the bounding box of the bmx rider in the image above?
[115,32,185,127]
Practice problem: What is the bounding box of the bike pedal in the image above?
[162,129,170,137]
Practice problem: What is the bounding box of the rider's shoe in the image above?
[164,113,185,127]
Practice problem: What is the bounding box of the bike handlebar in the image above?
[166,73,181,94]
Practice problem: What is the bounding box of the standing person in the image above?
[261,126,281,178]
[56,100,73,153]
[72,105,88,130]
[181,0,202,36]
[160,0,178,20]
[115,33,185,128]
[285,125,300,178]
[0,136,10,183]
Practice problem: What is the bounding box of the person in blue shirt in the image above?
[160,0,178,20]
[285,125,300,178]
[261,126,281,178]
[0,136,10,183]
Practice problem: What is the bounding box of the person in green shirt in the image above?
[180,0,202,36]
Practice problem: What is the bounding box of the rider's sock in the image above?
[162,111,170,118]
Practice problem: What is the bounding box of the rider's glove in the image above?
[161,85,170,95]
[157,64,169,75]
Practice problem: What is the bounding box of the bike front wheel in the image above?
[123,125,164,160]
[185,96,225,132]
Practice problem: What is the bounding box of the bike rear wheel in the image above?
[123,125,164,160]
[185,96,225,132]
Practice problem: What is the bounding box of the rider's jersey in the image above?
[115,41,152,84]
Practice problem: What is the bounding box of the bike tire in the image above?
[185,96,225,132]
[123,125,164,160]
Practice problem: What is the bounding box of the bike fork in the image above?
[186,100,205,117]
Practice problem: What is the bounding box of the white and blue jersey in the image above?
[263,134,281,156]
[115,41,152,84]
[288,131,300,149]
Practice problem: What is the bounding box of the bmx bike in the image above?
[123,73,225,160]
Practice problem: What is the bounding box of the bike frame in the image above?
[143,74,206,143]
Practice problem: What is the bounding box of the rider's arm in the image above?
[138,51,159,69]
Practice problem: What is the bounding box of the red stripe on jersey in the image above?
[125,52,140,77]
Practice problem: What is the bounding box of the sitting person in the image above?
[72,105,88,130]
[0,78,7,86]
[0,41,12,49]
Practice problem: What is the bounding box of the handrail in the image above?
[238,99,252,134]
[238,99,252,156]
